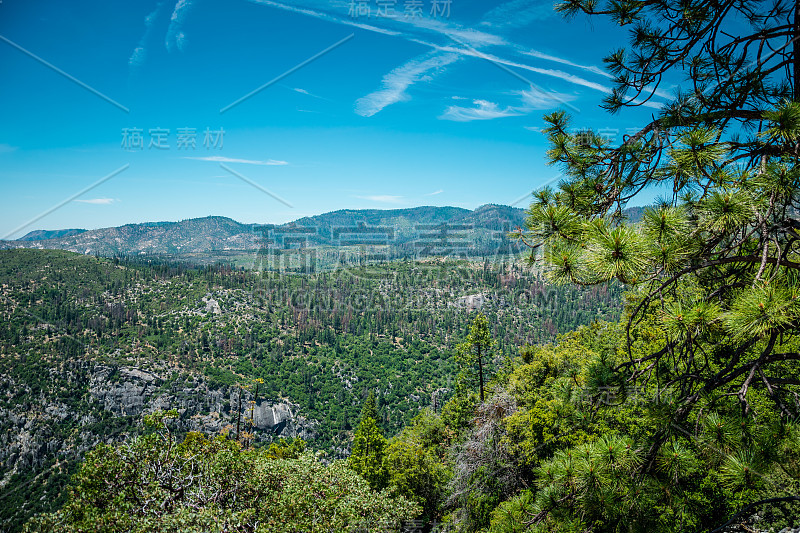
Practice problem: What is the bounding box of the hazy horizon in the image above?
[8,201,659,240]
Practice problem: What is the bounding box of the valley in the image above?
[0,247,621,530]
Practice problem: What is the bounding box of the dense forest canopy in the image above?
[0,249,620,531]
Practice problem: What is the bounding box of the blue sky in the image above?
[0,0,671,238]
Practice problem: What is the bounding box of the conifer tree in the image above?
[512,1,800,526]
[347,391,389,490]
[457,313,494,402]
[517,0,800,423]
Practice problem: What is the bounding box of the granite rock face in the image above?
[87,364,317,440]
[452,292,486,311]
[0,361,317,519]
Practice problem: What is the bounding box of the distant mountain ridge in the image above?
[0,205,529,262]
[17,228,87,241]
[4,216,256,257]
[288,204,527,245]
[1,204,644,264]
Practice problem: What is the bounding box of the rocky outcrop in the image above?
[0,361,318,529]
[201,294,222,315]
[90,365,161,416]
[88,364,317,441]
[452,292,486,311]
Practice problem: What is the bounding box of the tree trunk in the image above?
[478,345,485,403]
[251,383,259,430]
[795,0,800,101]
[236,388,242,441]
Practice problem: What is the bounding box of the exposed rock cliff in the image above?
[88,364,317,438]
[0,362,316,531]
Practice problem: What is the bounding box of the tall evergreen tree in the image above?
[457,313,494,402]
[517,0,800,421]
[347,391,389,490]
[514,0,800,524]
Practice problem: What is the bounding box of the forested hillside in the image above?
[0,249,621,531]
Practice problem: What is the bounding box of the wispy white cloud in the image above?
[517,47,610,78]
[0,143,18,154]
[129,47,146,67]
[356,195,405,204]
[166,0,193,53]
[413,40,665,109]
[480,0,556,29]
[517,48,673,100]
[492,57,612,94]
[248,0,666,113]
[398,14,507,48]
[75,198,115,205]
[356,52,461,116]
[290,86,330,101]
[248,0,505,48]
[440,88,578,122]
[184,156,289,166]
[248,0,401,36]
[130,3,163,68]
[440,99,524,122]
[517,87,578,109]
[425,189,444,196]
[413,39,610,92]
[264,0,600,111]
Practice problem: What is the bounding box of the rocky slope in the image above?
[0,360,315,531]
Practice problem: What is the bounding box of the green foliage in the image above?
[264,437,307,460]
[479,321,800,533]
[515,0,800,424]
[456,313,494,402]
[384,409,453,523]
[441,393,479,437]
[24,414,418,532]
[488,490,536,533]
[143,408,179,429]
[0,250,622,529]
[504,335,598,465]
[510,3,800,530]
[361,390,379,421]
[348,394,389,491]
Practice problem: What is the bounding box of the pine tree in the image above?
[457,313,494,403]
[347,391,388,490]
[512,1,800,527]
[517,0,800,421]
